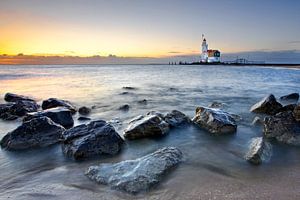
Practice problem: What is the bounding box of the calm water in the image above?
[0,65,300,200]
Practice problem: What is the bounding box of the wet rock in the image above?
[163,110,191,127]
[78,106,91,115]
[137,99,147,105]
[278,104,297,113]
[78,116,91,121]
[42,98,77,114]
[245,137,272,165]
[24,107,74,128]
[192,107,237,134]
[280,93,299,101]
[294,105,300,121]
[251,116,263,126]
[122,86,137,90]
[250,94,282,115]
[124,112,170,139]
[0,116,65,150]
[263,111,300,145]
[62,120,124,160]
[209,102,225,108]
[119,104,130,111]
[85,147,182,194]
[4,92,35,102]
[0,100,39,120]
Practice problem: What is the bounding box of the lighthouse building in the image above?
[201,37,221,63]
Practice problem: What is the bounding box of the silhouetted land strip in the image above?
[177,62,300,68]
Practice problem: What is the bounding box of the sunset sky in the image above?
[0,0,299,59]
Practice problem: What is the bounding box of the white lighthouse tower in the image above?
[201,34,208,62]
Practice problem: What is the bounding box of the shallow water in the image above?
[0,65,300,199]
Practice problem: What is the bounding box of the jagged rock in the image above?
[24,107,74,128]
[119,104,130,111]
[124,112,170,139]
[4,92,35,102]
[278,104,297,113]
[85,147,182,194]
[263,111,300,145]
[250,94,282,115]
[62,120,124,160]
[163,110,191,127]
[245,137,272,165]
[192,107,237,134]
[280,93,299,101]
[78,116,91,121]
[294,105,300,121]
[0,100,39,120]
[0,116,65,150]
[42,98,77,114]
[251,116,263,126]
[78,106,91,115]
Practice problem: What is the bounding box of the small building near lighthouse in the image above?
[201,35,221,63]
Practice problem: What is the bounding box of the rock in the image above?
[78,106,91,115]
[62,120,124,160]
[250,94,282,115]
[245,137,272,165]
[85,147,182,194]
[251,116,263,126]
[280,93,299,101]
[0,100,39,120]
[42,98,77,114]
[263,111,300,145]
[4,93,35,102]
[278,104,297,113]
[78,116,91,121]
[119,104,130,111]
[124,112,170,139]
[0,116,65,150]
[163,110,191,127]
[294,105,300,121]
[122,86,137,90]
[24,107,74,128]
[192,107,237,134]
[209,102,224,108]
[137,99,147,105]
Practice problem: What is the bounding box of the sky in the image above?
[0,0,300,63]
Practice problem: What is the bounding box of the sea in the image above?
[0,64,300,199]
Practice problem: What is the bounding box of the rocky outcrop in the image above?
[251,116,263,126]
[24,107,74,128]
[42,98,77,114]
[245,137,272,165]
[85,147,182,194]
[0,116,65,150]
[192,107,237,134]
[250,94,282,115]
[263,111,300,145]
[0,100,39,120]
[294,105,300,121]
[78,106,91,115]
[164,110,191,127]
[124,113,170,139]
[62,120,124,160]
[4,93,35,102]
[280,93,299,101]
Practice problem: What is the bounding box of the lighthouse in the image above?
[201,35,208,62]
[200,35,221,63]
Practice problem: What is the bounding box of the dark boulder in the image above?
[294,104,300,121]
[124,112,170,140]
[85,147,182,194]
[137,99,148,105]
[0,116,65,150]
[192,107,237,134]
[4,93,35,102]
[250,94,282,115]
[277,104,297,113]
[78,116,91,121]
[118,104,130,111]
[42,98,77,114]
[280,93,299,101]
[24,107,74,128]
[78,106,91,115]
[263,111,300,145]
[245,137,272,165]
[163,110,191,127]
[62,120,124,160]
[0,100,39,120]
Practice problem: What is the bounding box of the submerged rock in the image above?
[209,101,225,109]
[137,99,148,105]
[78,116,91,121]
[42,98,77,114]
[78,106,91,115]
[62,120,123,160]
[263,111,300,145]
[0,116,65,150]
[119,104,130,111]
[245,137,272,165]
[250,94,282,115]
[24,107,74,128]
[124,112,170,140]
[4,92,35,102]
[192,107,237,134]
[122,86,137,90]
[163,110,191,127]
[280,93,299,101]
[85,147,182,194]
